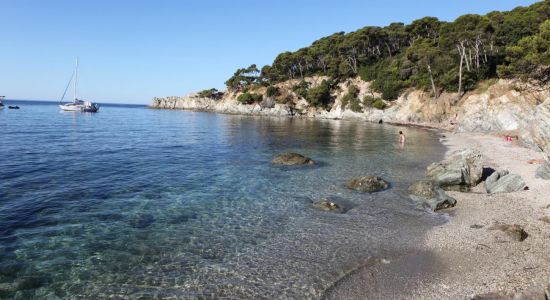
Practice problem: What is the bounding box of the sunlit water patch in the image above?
[0,101,445,299]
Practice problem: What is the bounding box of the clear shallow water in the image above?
[0,100,445,299]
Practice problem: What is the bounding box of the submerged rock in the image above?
[312,200,346,213]
[408,180,457,211]
[535,161,550,180]
[485,170,527,194]
[346,176,389,193]
[488,224,528,241]
[129,214,155,229]
[426,148,483,191]
[272,152,314,165]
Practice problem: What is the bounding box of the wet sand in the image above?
[324,132,550,299]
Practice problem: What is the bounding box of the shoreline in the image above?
[324,132,550,299]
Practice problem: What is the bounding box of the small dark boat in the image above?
[8,105,20,109]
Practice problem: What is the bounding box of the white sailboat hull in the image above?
[59,104,83,111]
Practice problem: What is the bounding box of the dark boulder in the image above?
[312,200,346,213]
[272,153,314,166]
[346,176,389,193]
[408,180,457,211]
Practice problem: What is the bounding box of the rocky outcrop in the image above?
[535,161,550,180]
[485,170,527,194]
[425,148,483,191]
[345,176,389,193]
[488,224,528,241]
[272,153,314,165]
[408,180,457,211]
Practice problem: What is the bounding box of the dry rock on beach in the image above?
[345,176,389,193]
[271,152,314,165]
[488,223,529,242]
[408,180,457,211]
[485,170,527,194]
[535,161,550,180]
[425,148,483,191]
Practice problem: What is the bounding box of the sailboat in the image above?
[59,58,100,112]
[0,96,5,109]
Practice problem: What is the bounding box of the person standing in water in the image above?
[399,131,405,144]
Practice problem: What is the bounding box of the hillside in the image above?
[152,1,550,153]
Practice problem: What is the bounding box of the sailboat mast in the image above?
[74,57,79,101]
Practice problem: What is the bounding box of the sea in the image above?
[0,100,446,299]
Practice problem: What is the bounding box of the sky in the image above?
[0,0,540,104]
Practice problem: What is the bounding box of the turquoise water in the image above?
[0,100,445,299]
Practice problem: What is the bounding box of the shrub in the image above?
[306,80,332,107]
[266,86,280,97]
[363,95,386,110]
[237,92,263,104]
[276,94,293,104]
[372,99,387,110]
[341,85,362,112]
[292,80,310,98]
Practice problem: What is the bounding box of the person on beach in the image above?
[399,131,405,144]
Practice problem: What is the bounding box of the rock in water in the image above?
[535,161,550,180]
[272,153,314,165]
[312,200,346,213]
[129,214,155,229]
[485,170,527,194]
[488,224,528,241]
[408,180,457,211]
[426,148,483,191]
[346,176,389,193]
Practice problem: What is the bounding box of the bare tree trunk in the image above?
[427,64,438,99]
[457,46,463,101]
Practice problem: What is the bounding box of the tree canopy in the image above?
[225,0,550,103]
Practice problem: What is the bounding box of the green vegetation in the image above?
[341,85,362,112]
[225,64,261,91]
[363,95,387,110]
[266,86,280,97]
[197,88,223,99]
[306,80,332,107]
[225,1,550,105]
[237,92,263,104]
[292,80,310,98]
